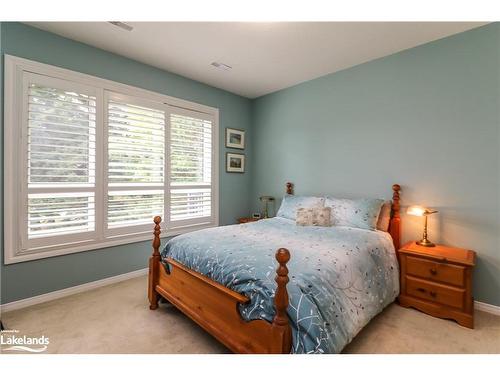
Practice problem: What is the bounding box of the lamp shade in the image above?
[407,205,427,216]
[407,205,438,216]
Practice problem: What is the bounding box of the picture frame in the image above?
[225,128,245,149]
[226,152,245,173]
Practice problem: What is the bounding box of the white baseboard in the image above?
[0,268,148,313]
[2,269,499,317]
[474,300,500,316]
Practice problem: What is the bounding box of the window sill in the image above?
[4,222,217,265]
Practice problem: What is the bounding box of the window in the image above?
[25,75,97,251]
[169,110,213,225]
[106,94,166,235]
[4,55,219,264]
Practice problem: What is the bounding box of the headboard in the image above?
[284,182,401,249]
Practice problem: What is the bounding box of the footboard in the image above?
[148,216,292,354]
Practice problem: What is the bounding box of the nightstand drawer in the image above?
[406,256,465,287]
[406,276,465,309]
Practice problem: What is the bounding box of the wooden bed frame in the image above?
[148,183,401,353]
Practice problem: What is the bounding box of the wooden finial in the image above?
[392,184,401,217]
[271,248,292,353]
[149,216,162,310]
[273,248,291,327]
[152,216,162,256]
[286,182,294,195]
[389,185,401,250]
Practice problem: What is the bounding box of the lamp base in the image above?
[416,239,436,247]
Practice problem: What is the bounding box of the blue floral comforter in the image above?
[161,217,399,354]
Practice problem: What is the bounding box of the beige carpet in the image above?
[2,275,499,354]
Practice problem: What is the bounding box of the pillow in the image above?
[276,195,324,220]
[295,208,314,226]
[376,201,392,231]
[296,207,331,227]
[324,197,384,230]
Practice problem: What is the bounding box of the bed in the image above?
[148,183,402,354]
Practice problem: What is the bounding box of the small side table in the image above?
[398,241,476,328]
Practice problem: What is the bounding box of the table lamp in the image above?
[407,205,438,247]
[259,196,275,218]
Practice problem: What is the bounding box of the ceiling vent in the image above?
[211,62,232,71]
[108,22,134,32]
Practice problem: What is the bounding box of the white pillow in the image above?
[276,195,325,220]
[324,197,384,231]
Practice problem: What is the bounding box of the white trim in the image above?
[4,55,218,114]
[4,55,220,264]
[213,110,220,227]
[474,300,500,316]
[0,268,148,313]
[5,222,215,264]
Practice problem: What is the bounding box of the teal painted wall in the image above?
[0,22,253,304]
[252,23,500,306]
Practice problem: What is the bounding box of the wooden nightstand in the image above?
[238,217,261,224]
[398,241,476,328]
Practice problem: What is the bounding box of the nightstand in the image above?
[238,217,260,224]
[398,241,476,328]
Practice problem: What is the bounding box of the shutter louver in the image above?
[108,100,165,185]
[28,84,96,186]
[107,97,166,231]
[108,190,163,228]
[28,193,95,238]
[170,188,211,221]
[170,112,213,223]
[27,83,96,240]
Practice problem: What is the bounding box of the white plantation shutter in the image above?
[107,191,163,228]
[28,193,95,238]
[106,94,166,234]
[169,109,214,225]
[23,74,97,249]
[5,56,219,263]
[107,99,165,186]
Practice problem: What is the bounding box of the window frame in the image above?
[4,55,220,264]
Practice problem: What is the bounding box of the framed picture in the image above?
[225,128,245,149]
[226,152,245,173]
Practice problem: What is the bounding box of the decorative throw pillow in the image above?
[296,208,314,226]
[276,195,325,220]
[376,201,392,231]
[296,207,331,227]
[324,197,384,231]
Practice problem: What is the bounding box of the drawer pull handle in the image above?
[430,268,437,275]
[430,291,437,298]
[417,287,426,293]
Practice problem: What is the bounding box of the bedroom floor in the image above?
[2,275,499,354]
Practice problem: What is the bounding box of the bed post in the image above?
[389,184,401,250]
[271,248,292,353]
[148,216,162,310]
[286,182,294,195]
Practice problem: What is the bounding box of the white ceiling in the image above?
[27,22,487,98]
